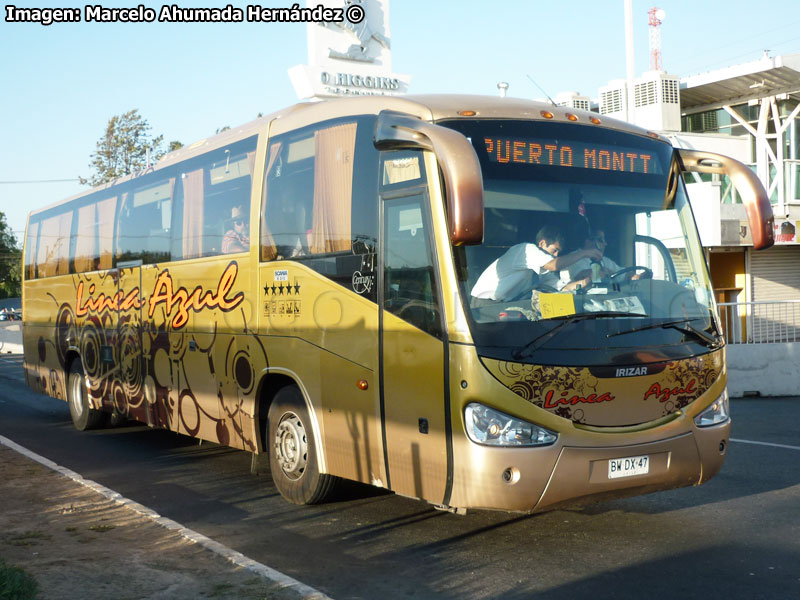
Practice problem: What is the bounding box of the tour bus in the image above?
[21,95,773,513]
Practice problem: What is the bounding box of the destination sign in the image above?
[483,137,663,175]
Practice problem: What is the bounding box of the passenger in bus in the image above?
[222,205,250,254]
[470,225,602,305]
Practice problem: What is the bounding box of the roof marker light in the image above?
[458,110,477,117]
[590,116,602,125]
[566,113,578,121]
[540,110,554,119]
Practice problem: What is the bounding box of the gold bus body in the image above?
[21,95,767,513]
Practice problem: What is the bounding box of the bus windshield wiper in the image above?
[607,317,722,348]
[512,311,642,361]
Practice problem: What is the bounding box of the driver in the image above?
[562,230,618,283]
[471,225,601,306]
[560,229,643,284]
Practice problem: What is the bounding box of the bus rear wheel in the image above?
[267,385,339,505]
[67,361,104,431]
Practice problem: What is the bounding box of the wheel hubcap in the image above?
[274,412,308,480]
[70,374,85,418]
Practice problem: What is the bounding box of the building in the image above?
[590,54,800,344]
[599,70,681,131]
[677,53,800,343]
[554,91,591,111]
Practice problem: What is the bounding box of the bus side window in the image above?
[174,168,204,259]
[262,132,317,260]
[307,123,357,256]
[117,177,174,264]
[36,211,72,278]
[174,137,257,259]
[261,117,379,301]
[206,147,255,255]
[71,196,116,273]
[24,221,39,280]
[262,121,364,261]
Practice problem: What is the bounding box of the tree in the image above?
[0,211,21,299]
[79,109,181,187]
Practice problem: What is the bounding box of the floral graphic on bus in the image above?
[484,351,723,426]
[26,262,262,452]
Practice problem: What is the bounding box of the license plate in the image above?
[608,455,649,479]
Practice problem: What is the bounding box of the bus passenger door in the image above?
[380,189,449,504]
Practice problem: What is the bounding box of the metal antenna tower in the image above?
[648,7,666,71]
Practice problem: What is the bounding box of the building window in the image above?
[574,99,590,111]
[634,81,657,107]
[600,89,623,114]
[662,79,679,104]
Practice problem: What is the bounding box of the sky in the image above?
[2,0,799,245]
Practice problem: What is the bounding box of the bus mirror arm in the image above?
[375,111,484,245]
[677,149,774,250]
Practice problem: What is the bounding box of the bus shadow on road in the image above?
[517,544,800,600]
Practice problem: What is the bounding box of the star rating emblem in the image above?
[264,279,301,296]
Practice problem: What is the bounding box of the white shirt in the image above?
[471,243,557,301]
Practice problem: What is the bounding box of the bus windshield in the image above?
[442,119,719,366]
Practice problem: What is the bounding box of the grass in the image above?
[0,557,38,600]
[87,525,115,533]
[6,532,49,548]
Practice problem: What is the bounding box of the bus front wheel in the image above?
[67,361,104,431]
[268,386,338,505]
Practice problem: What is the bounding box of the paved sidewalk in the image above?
[0,439,332,600]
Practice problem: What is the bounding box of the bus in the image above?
[21,95,773,513]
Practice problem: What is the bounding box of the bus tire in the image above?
[67,361,104,431]
[268,385,338,505]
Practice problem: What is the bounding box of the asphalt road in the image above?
[1,354,798,600]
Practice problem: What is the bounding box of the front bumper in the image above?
[448,419,730,513]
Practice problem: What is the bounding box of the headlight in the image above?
[464,403,557,447]
[694,388,730,428]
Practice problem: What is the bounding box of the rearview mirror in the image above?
[678,149,774,250]
[375,111,484,245]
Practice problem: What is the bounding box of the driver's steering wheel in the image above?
[609,265,653,281]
